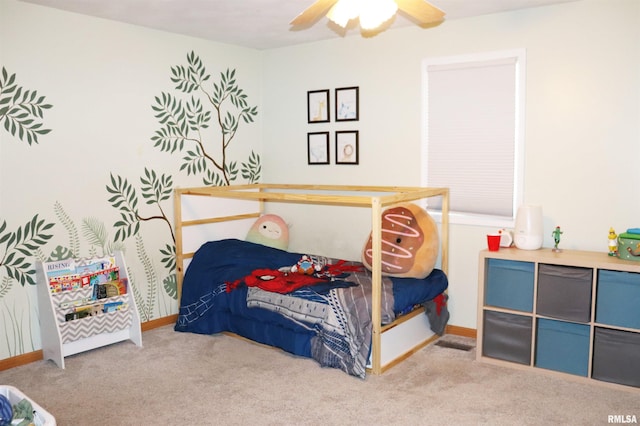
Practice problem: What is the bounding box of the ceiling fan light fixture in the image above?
[327,0,399,30]
[359,0,398,30]
[326,0,361,28]
[291,0,445,33]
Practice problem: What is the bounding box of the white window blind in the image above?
[422,50,525,227]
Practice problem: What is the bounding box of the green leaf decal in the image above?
[0,67,53,145]
[0,214,55,287]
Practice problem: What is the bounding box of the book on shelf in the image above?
[47,256,121,293]
[45,255,129,322]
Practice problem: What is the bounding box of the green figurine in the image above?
[552,226,563,252]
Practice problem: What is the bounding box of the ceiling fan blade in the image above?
[395,0,445,24]
[290,0,339,26]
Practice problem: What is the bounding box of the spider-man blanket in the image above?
[225,259,363,294]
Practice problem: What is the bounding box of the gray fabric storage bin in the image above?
[536,264,592,322]
[483,310,532,365]
[592,327,640,388]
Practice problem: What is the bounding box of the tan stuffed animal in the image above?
[362,203,439,279]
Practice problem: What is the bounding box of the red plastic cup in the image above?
[487,234,501,251]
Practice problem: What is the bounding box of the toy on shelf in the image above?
[618,228,640,262]
[608,228,618,256]
[551,226,563,252]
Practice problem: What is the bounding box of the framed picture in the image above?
[307,132,330,165]
[335,131,359,165]
[335,86,359,122]
[307,89,330,123]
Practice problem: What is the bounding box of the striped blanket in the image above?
[247,271,395,378]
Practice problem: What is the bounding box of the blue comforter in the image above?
[175,239,447,378]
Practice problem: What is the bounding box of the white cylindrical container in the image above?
[514,205,543,250]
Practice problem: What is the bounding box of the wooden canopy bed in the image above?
[173,184,449,377]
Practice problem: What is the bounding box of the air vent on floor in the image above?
[435,340,475,351]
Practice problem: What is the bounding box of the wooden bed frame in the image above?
[173,183,449,374]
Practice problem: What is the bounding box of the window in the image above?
[421,49,526,227]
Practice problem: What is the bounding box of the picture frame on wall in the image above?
[335,86,359,122]
[335,131,359,165]
[307,89,330,123]
[307,132,330,164]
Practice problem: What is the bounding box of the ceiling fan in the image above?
[290,0,445,31]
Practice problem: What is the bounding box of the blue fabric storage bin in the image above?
[596,270,640,329]
[535,318,590,376]
[485,259,534,312]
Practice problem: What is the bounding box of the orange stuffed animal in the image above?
[362,203,439,279]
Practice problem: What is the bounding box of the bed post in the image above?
[370,196,383,375]
[174,188,184,305]
[440,188,449,275]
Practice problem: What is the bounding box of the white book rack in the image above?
[35,251,142,368]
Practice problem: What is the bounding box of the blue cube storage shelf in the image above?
[478,248,640,391]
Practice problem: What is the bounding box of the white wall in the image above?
[261,0,640,329]
[0,0,262,360]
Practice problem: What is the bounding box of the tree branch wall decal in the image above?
[151,51,261,185]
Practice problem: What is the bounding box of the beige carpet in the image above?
[1,326,638,425]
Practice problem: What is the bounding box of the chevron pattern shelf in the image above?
[60,309,133,344]
[36,251,143,368]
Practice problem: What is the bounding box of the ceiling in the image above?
[20,0,579,50]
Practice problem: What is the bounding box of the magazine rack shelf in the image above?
[477,248,640,390]
[36,251,142,368]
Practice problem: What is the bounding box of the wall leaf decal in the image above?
[0,67,52,145]
[0,215,55,287]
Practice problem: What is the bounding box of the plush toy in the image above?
[362,203,439,279]
[291,255,321,275]
[245,214,289,250]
